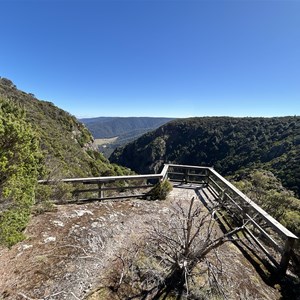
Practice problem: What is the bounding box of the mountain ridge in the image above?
[0,77,131,246]
[80,116,174,139]
[81,116,174,157]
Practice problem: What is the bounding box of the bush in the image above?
[0,97,42,247]
[0,208,30,247]
[146,180,173,200]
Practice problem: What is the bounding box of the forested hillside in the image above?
[111,117,300,197]
[0,78,128,178]
[0,77,130,246]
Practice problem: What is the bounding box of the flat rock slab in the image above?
[0,186,280,300]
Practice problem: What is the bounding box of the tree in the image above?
[0,97,42,247]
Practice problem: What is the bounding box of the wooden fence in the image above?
[38,163,298,275]
[38,164,169,201]
[165,164,298,276]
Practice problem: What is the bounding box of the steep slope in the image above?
[110,116,300,197]
[0,77,123,178]
[0,77,130,246]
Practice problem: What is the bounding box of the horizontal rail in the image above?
[73,184,153,194]
[167,163,209,170]
[70,194,145,204]
[167,164,298,276]
[208,167,298,240]
[38,173,163,184]
[168,171,206,177]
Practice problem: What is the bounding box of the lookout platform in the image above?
[39,164,298,277]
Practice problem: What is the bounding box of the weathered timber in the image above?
[167,164,298,276]
[38,173,163,184]
[208,167,297,240]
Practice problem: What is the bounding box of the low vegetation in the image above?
[90,197,279,300]
[146,179,173,200]
[232,169,300,241]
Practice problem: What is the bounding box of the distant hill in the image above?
[110,116,300,197]
[80,116,174,157]
[80,117,174,138]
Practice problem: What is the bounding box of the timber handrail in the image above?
[208,167,298,240]
[165,164,298,276]
[38,173,164,184]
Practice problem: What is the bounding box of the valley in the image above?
[81,117,174,157]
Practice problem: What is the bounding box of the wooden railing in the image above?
[165,164,298,276]
[39,172,166,201]
[38,163,298,275]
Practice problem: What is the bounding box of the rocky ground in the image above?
[0,186,287,299]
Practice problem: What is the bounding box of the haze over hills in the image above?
[110,116,300,198]
[80,116,174,139]
[80,116,174,157]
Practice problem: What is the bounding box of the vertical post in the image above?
[98,182,105,199]
[205,169,209,187]
[278,237,295,277]
[184,169,188,184]
[220,188,226,205]
[161,164,169,182]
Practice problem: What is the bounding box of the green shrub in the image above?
[282,210,300,238]
[147,180,173,200]
[0,97,42,247]
[0,208,30,247]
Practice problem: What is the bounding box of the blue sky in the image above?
[1,0,299,118]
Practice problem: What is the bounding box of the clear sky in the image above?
[1,0,299,118]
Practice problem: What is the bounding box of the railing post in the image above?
[220,188,226,205]
[278,237,295,276]
[161,164,169,182]
[205,169,210,187]
[184,169,188,183]
[98,182,105,199]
